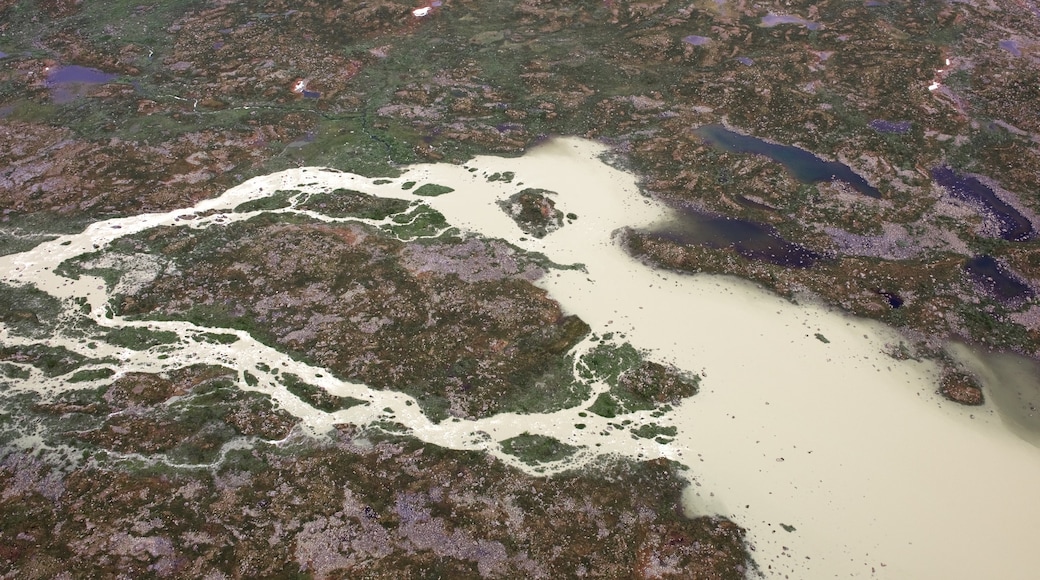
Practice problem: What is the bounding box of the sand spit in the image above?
[4,138,1040,578]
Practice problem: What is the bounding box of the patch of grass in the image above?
[281,373,368,413]
[382,205,453,239]
[233,190,299,213]
[581,343,700,416]
[0,344,89,377]
[68,368,116,383]
[500,432,578,464]
[413,183,454,197]
[498,355,589,414]
[578,342,643,387]
[0,282,65,337]
[588,392,622,418]
[194,332,240,345]
[630,423,677,441]
[486,172,515,183]
[296,188,410,219]
[104,327,179,350]
[0,363,32,380]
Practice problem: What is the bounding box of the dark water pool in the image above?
[931,167,1034,242]
[46,65,118,103]
[877,290,904,308]
[869,120,911,134]
[644,208,821,268]
[695,125,881,198]
[964,255,1033,302]
[999,40,1022,57]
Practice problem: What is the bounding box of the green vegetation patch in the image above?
[588,392,623,418]
[500,432,579,465]
[54,250,131,290]
[296,188,410,219]
[104,327,179,350]
[0,282,65,338]
[0,232,58,258]
[412,184,455,197]
[487,172,515,183]
[382,205,453,238]
[281,373,368,413]
[68,368,117,383]
[0,363,32,380]
[630,423,678,442]
[582,343,700,417]
[233,190,299,213]
[497,355,589,414]
[0,344,90,377]
[194,332,240,345]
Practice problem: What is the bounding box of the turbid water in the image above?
[4,138,1040,578]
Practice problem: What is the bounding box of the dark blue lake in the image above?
[644,208,821,268]
[695,125,881,198]
[931,167,1034,242]
[964,255,1033,302]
